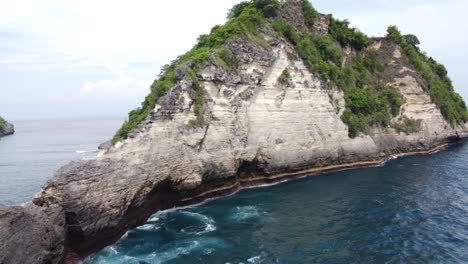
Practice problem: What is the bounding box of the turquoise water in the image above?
[87,142,468,264]
[0,117,122,205]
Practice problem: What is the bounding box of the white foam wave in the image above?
[148,216,160,222]
[120,231,129,239]
[145,238,226,264]
[108,246,118,255]
[247,255,263,264]
[230,206,260,221]
[136,223,161,231]
[247,251,267,264]
[179,211,217,234]
[75,150,97,154]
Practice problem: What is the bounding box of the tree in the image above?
[386,25,402,43]
[253,0,281,17]
[227,1,251,20]
[404,34,420,47]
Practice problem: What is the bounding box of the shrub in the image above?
[393,116,421,135]
[274,21,344,84]
[386,25,402,43]
[328,16,371,50]
[300,0,319,28]
[197,5,265,49]
[383,87,405,116]
[278,68,290,85]
[403,34,420,47]
[186,69,206,128]
[227,1,252,20]
[216,47,239,71]
[345,88,370,114]
[272,20,300,45]
[362,50,384,73]
[253,0,281,17]
[341,110,366,138]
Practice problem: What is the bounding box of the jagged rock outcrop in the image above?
[0,203,65,264]
[1,1,467,263]
[0,116,14,137]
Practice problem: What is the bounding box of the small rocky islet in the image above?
[0,116,14,138]
[1,0,467,263]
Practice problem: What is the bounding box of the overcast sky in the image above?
[1,0,467,120]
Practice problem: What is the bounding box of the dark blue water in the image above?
[0,117,122,205]
[86,142,468,264]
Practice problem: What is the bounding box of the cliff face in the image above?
[1,1,467,263]
[0,116,14,137]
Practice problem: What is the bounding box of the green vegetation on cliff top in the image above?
[111,2,268,143]
[387,26,468,126]
[112,0,467,143]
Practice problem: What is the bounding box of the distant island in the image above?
[0,116,14,137]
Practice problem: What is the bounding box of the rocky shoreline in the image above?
[178,141,454,206]
[1,137,464,264]
[79,139,462,262]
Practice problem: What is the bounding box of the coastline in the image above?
[177,142,451,206]
[80,140,459,262]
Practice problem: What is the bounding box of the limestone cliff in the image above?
[1,0,467,263]
[0,116,14,137]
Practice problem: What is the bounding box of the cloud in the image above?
[0,52,99,72]
[0,0,244,71]
[1,0,467,119]
[0,0,244,119]
[342,0,468,49]
[80,66,151,100]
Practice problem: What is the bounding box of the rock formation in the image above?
[1,1,467,263]
[0,116,14,137]
[0,204,65,264]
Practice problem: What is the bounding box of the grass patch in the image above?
[186,69,206,128]
[215,47,239,72]
[278,68,290,86]
[393,116,421,135]
[300,0,319,28]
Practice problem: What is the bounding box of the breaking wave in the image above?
[75,150,97,154]
[178,211,217,235]
[229,206,260,222]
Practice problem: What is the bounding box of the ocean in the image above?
[86,143,468,264]
[0,117,122,205]
[1,118,467,263]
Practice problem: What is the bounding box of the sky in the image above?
[0,0,467,120]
